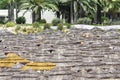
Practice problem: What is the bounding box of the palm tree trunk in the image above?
[96,1,102,24]
[32,11,35,23]
[32,9,41,23]
[73,1,77,23]
[56,11,60,18]
[62,13,65,23]
[70,1,73,24]
[34,8,41,22]
[68,6,71,23]
[38,8,41,21]
[15,2,18,19]
[8,1,14,22]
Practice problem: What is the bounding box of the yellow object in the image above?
[22,62,56,71]
[0,53,29,67]
[0,62,15,68]
[0,53,29,63]
[0,52,56,71]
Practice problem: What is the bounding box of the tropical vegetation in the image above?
[0,0,119,34]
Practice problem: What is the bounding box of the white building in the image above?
[0,9,57,24]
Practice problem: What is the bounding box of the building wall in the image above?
[0,9,56,24]
[41,10,57,23]
[16,10,32,24]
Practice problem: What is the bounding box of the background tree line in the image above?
[0,0,120,24]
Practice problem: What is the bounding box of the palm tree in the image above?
[96,0,102,24]
[95,0,120,23]
[69,0,98,23]
[7,0,15,22]
[0,0,8,9]
[52,0,70,23]
[101,0,120,20]
[0,0,23,22]
[15,0,22,19]
[21,0,58,22]
[1,0,15,22]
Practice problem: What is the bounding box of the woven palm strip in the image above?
[0,53,56,71]
[0,53,30,68]
[22,62,56,71]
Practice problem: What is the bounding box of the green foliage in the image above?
[0,20,4,24]
[112,20,120,25]
[36,27,42,32]
[26,28,35,33]
[101,16,112,25]
[0,0,8,9]
[65,23,71,29]
[5,22,15,27]
[32,22,43,32]
[101,16,108,22]
[38,19,46,24]
[15,25,21,32]
[21,0,58,22]
[52,18,63,26]
[57,23,63,31]
[32,22,40,28]
[16,16,26,24]
[77,17,92,25]
[44,23,51,30]
[0,17,7,24]
[22,28,27,32]
[102,20,112,25]
[0,24,3,27]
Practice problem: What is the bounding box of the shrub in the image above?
[102,19,112,25]
[57,23,63,31]
[101,16,108,22]
[22,28,27,32]
[0,17,8,24]
[77,17,92,24]
[101,16,112,25]
[38,19,46,24]
[44,23,51,30]
[15,26,21,32]
[0,21,4,24]
[112,20,120,25]
[52,18,63,26]
[36,27,42,32]
[16,16,26,24]
[6,22,15,27]
[27,28,35,33]
[65,23,71,29]
[33,22,40,28]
